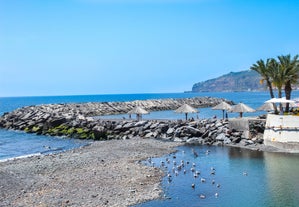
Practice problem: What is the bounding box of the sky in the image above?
[0,0,299,97]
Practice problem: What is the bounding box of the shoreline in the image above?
[0,136,292,207]
[0,138,182,207]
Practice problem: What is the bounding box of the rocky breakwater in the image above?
[0,96,266,148]
[0,96,230,136]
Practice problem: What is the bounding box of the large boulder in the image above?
[48,118,66,128]
[184,126,202,137]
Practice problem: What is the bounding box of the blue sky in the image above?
[0,0,299,97]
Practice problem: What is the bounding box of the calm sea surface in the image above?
[1,92,299,206]
[133,145,299,207]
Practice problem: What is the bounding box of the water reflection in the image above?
[228,146,265,159]
[264,152,299,207]
[133,145,299,207]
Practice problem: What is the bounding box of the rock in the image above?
[174,137,184,142]
[232,137,242,143]
[223,137,232,144]
[215,133,226,141]
[159,124,169,133]
[150,123,160,129]
[134,121,147,127]
[114,124,123,131]
[122,122,135,129]
[245,140,254,145]
[166,128,175,135]
[186,137,200,144]
[145,132,154,138]
[49,118,66,127]
[215,122,223,128]
[184,126,202,137]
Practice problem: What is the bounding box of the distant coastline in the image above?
[190,70,298,93]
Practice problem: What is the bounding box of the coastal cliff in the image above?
[192,70,266,92]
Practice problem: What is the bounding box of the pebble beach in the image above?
[0,138,181,207]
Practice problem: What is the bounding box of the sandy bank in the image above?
[0,138,181,207]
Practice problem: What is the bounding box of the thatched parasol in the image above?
[257,102,276,112]
[128,106,149,121]
[230,103,255,118]
[175,104,198,120]
[212,101,232,119]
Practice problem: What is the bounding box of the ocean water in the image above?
[133,145,299,207]
[1,91,299,160]
[0,129,88,161]
[0,92,299,206]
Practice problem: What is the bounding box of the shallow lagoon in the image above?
[134,145,299,207]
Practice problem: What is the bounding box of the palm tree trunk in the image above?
[267,80,275,98]
[278,88,283,114]
[267,80,278,113]
[285,81,292,112]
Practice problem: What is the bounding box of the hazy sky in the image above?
[1,0,299,97]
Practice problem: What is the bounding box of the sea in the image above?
[1,91,299,206]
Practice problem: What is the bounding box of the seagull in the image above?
[192,149,199,157]
[177,165,182,171]
[191,183,195,188]
[215,192,219,198]
[201,178,206,183]
[243,172,248,176]
[199,194,206,199]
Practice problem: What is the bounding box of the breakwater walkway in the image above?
[0,96,265,148]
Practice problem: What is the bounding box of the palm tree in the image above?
[270,59,285,113]
[250,59,275,98]
[277,54,299,112]
[270,59,284,98]
[251,54,299,114]
[250,58,278,113]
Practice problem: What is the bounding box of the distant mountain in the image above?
[191,70,267,92]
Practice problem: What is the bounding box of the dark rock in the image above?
[49,118,66,128]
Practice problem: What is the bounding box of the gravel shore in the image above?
[0,138,181,207]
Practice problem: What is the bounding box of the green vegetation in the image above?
[43,124,107,140]
[250,54,299,112]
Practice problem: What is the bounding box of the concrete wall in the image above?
[264,114,299,152]
[229,118,250,138]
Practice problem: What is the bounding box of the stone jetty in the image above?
[0,96,265,147]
